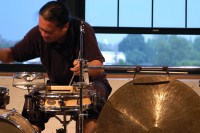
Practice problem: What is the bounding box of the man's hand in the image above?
[70,59,80,75]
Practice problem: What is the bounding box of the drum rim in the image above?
[39,105,90,112]
[39,93,80,98]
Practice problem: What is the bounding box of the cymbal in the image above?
[13,72,44,81]
[96,76,200,133]
[12,82,45,90]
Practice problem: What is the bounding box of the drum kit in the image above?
[0,71,98,133]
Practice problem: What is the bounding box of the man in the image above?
[0,1,112,133]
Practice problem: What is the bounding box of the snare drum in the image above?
[0,87,10,109]
[38,91,91,112]
[0,109,36,133]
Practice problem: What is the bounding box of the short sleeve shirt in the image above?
[11,18,105,85]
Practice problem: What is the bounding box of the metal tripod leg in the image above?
[55,111,73,133]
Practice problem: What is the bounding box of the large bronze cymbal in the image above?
[96,76,200,133]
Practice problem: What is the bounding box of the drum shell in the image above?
[0,109,36,133]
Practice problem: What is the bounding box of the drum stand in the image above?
[56,21,86,133]
[76,20,86,133]
[55,111,74,133]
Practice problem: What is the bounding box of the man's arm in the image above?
[70,59,104,77]
[87,60,104,77]
[0,48,15,63]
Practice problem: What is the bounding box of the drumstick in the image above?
[69,51,80,85]
[69,74,75,85]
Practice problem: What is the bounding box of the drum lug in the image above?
[58,98,64,106]
[1,113,10,119]
[2,108,16,119]
[11,108,17,113]
[39,99,45,106]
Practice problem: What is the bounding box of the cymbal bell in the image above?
[96,76,200,133]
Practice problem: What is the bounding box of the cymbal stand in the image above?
[77,20,85,133]
[26,85,32,94]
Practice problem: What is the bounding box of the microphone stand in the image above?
[78,20,85,133]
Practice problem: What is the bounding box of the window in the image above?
[154,0,185,28]
[119,0,152,27]
[97,34,200,66]
[85,0,200,67]
[1,0,200,72]
[85,0,118,27]
[187,0,200,28]
[85,0,200,28]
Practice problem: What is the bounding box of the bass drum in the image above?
[0,109,36,133]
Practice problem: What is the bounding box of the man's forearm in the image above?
[0,48,14,63]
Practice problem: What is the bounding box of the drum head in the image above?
[96,76,200,133]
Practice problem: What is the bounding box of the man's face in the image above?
[38,15,68,43]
